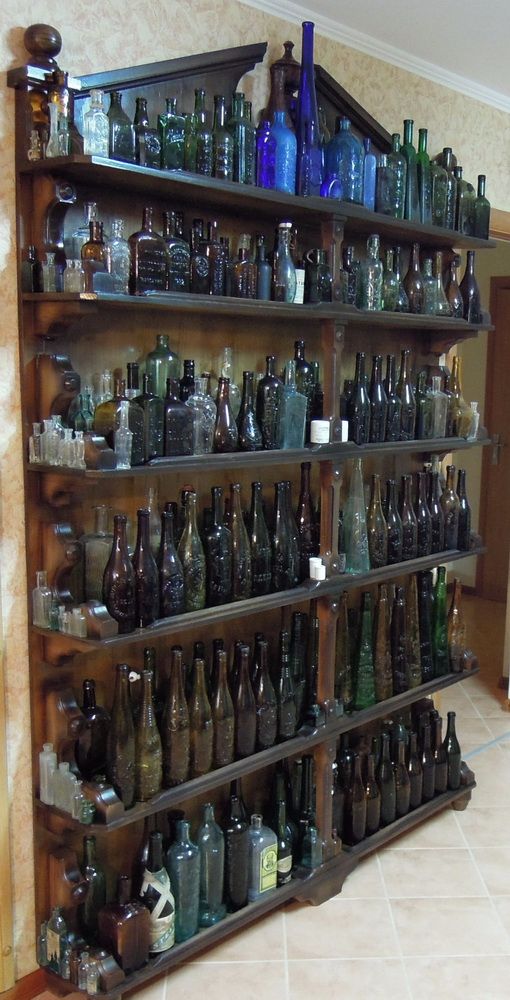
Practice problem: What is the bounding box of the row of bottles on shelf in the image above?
[344,352,480,445]
[33,40,490,239]
[39,763,321,985]
[336,571,474,716]
[39,613,321,814]
[335,704,464,845]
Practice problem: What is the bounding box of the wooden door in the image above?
[477,277,510,600]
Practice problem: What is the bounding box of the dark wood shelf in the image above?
[20,155,496,250]
[25,437,491,480]
[35,665,478,834]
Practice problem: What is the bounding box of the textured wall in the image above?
[1,0,509,979]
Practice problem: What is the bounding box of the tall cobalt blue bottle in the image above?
[295,21,323,196]
[271,110,297,195]
[324,118,364,204]
[256,119,276,189]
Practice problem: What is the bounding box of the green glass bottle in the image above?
[377,731,396,826]
[391,586,408,695]
[443,710,462,789]
[249,481,272,597]
[416,128,432,225]
[430,156,448,227]
[228,91,251,184]
[212,649,235,769]
[367,473,388,569]
[433,565,449,677]
[254,639,277,750]
[441,464,460,550]
[159,97,185,170]
[384,479,403,564]
[290,611,308,722]
[161,647,190,787]
[397,349,417,439]
[344,753,367,845]
[353,592,376,711]
[394,739,411,817]
[134,668,162,802]
[405,574,422,689]
[212,94,234,180]
[401,119,420,222]
[80,834,106,939]
[433,715,448,793]
[205,486,233,606]
[230,482,252,601]
[382,249,399,311]
[442,147,458,229]
[417,571,435,683]
[400,474,418,560]
[177,491,206,611]
[106,663,135,808]
[421,722,436,801]
[455,165,475,235]
[408,731,423,808]
[335,592,353,711]
[277,629,297,740]
[365,752,381,835]
[473,174,490,240]
[189,657,213,777]
[234,644,257,758]
[374,584,392,703]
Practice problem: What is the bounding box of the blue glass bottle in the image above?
[362,138,377,212]
[256,119,276,189]
[295,21,323,196]
[197,803,226,927]
[167,820,199,943]
[277,360,307,449]
[271,110,297,195]
[324,117,364,204]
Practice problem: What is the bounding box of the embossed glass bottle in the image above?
[132,508,159,628]
[103,514,136,634]
[230,482,252,600]
[415,471,432,556]
[254,639,277,750]
[374,584,392,702]
[108,90,135,162]
[344,458,370,573]
[416,127,432,224]
[324,116,363,202]
[397,349,417,440]
[214,377,239,452]
[359,234,383,311]
[189,657,213,777]
[295,21,323,196]
[256,355,283,450]
[367,474,388,569]
[106,663,135,807]
[128,206,168,294]
[161,647,189,786]
[441,464,460,550]
[237,371,263,451]
[211,649,235,768]
[433,566,449,677]
[353,592,376,710]
[249,481,272,597]
[277,629,297,740]
[347,351,370,445]
[134,668,163,801]
[400,474,418,560]
[369,354,388,442]
[234,644,257,757]
[403,242,424,314]
[384,354,402,442]
[384,479,403,564]
[177,491,206,611]
[157,509,185,617]
[204,486,232,606]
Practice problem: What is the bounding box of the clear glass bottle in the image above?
[205,486,232,606]
[248,814,278,901]
[430,155,448,227]
[177,491,206,611]
[186,376,216,455]
[161,647,189,786]
[163,378,194,456]
[230,482,252,600]
[81,505,113,602]
[273,221,297,302]
[32,569,52,628]
[189,657,213,777]
[249,481,272,597]
[105,218,130,293]
[397,348,417,441]
[403,242,424,314]
[381,248,399,311]
[430,376,448,438]
[359,233,383,311]
[83,89,109,157]
[344,458,370,574]
[237,371,263,451]
[384,354,402,442]
[400,474,418,560]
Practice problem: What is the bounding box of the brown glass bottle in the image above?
[132,508,160,628]
[189,658,213,777]
[76,678,110,779]
[367,473,388,568]
[234,644,257,758]
[254,639,278,750]
[230,482,252,601]
[81,221,108,292]
[106,663,135,808]
[214,377,239,452]
[158,509,185,617]
[249,481,272,597]
[441,464,460,550]
[161,648,190,787]
[134,669,163,802]
[403,242,424,313]
[211,649,235,769]
[97,875,150,973]
[103,514,136,634]
[94,378,145,466]
[237,370,263,450]
[177,491,206,612]
[128,206,168,294]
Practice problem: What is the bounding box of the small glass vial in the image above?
[78,951,90,992]
[29,422,42,463]
[114,399,133,469]
[467,401,480,440]
[83,90,109,157]
[32,570,52,628]
[72,779,85,820]
[73,430,86,470]
[41,252,57,292]
[39,742,57,805]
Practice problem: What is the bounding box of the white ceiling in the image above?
[245,0,510,112]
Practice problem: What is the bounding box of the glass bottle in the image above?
[146,333,180,398]
[209,93,234,180]
[368,354,388,443]
[134,668,162,801]
[374,584,392,702]
[106,218,130,293]
[433,715,448,793]
[189,657,213,777]
[441,464,460,549]
[39,742,57,806]
[162,210,190,293]
[162,378,193,457]
[415,472,432,557]
[161,647,189,786]
[133,96,161,168]
[256,355,283,450]
[234,644,257,758]
[277,629,297,740]
[128,206,168,294]
[367,473,388,569]
[365,753,381,835]
[457,469,471,551]
[66,200,98,260]
[324,116,363,203]
[79,834,107,940]
[416,127,432,224]
[94,379,144,466]
[139,831,175,953]
[459,250,482,323]
[386,132,407,218]
[177,491,206,611]
[223,790,250,912]
[256,116,277,189]
[400,474,418,560]
[255,234,272,300]
[214,377,239,453]
[420,723,435,801]
[157,509,185,617]
[378,732,396,826]
[354,592,376,710]
[36,921,48,968]
[133,374,163,460]
[473,174,490,240]
[433,565,449,677]
[166,819,199,943]
[362,136,377,210]
[76,678,110,780]
[97,875,150,973]
[403,242,424,314]
[430,376,448,438]
[269,106,297,194]
[32,569,52,629]
[406,731,423,808]
[417,571,435,683]
[394,739,411,817]
[102,514,136,634]
[211,649,234,768]
[455,165,475,235]
[272,481,298,591]
[347,351,370,444]
[421,258,438,315]
[342,244,360,305]
[248,814,278,901]
[344,458,370,574]
[384,354,402,442]
[335,593,353,710]
[46,906,67,975]
[429,472,445,552]
[185,377,215,455]
[344,754,367,845]
[106,662,135,808]
[360,233,383,311]
[294,339,315,435]
[274,796,292,885]
[237,371,263,451]
[430,154,448,227]
[406,574,422,688]
[381,248,399,311]
[107,90,135,162]
[277,360,307,449]
[273,221,297,302]
[83,89,109,156]
[230,482,252,600]
[433,250,452,316]
[295,462,316,580]
[441,147,458,229]
[158,96,185,170]
[445,255,464,319]
[249,480,272,597]
[397,349,417,440]
[253,639,277,750]
[227,91,250,184]
[415,371,434,439]
[81,220,108,292]
[295,20,323,196]
[392,244,409,312]
[443,710,462,789]
[132,507,159,628]
[196,803,226,926]
[391,586,408,695]
[401,119,420,222]
[189,89,212,175]
[204,486,232,606]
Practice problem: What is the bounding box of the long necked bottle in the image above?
[391,586,408,695]
[94,378,144,465]
[347,351,370,444]
[135,373,164,460]
[158,509,185,618]
[400,474,418,560]
[367,473,388,569]
[445,254,464,318]
[214,377,239,453]
[344,754,367,845]
[433,716,448,793]
[448,577,467,673]
[380,132,406,218]
[433,565,449,677]
[248,814,278,901]
[457,468,471,551]
[459,250,482,323]
[189,657,213,777]
[415,371,434,437]
[77,678,110,780]
[415,471,432,557]
[394,739,411,817]
[344,458,370,574]
[254,639,277,750]
[211,93,234,180]
[80,834,107,940]
[335,592,353,711]
[177,491,206,611]
[294,340,315,435]
[272,480,297,591]
[274,796,292,885]
[378,732,396,826]
[401,119,420,222]
[443,710,462,790]
[290,611,308,721]
[416,128,432,224]
[237,370,263,451]
[374,584,392,703]
[369,354,388,443]
[224,791,250,912]
[211,649,235,768]
[132,508,159,628]
[256,355,284,450]
[406,574,422,689]
[205,486,232,606]
[106,663,135,808]
[197,803,226,927]
[354,592,376,710]
[473,174,491,240]
[392,244,410,312]
[441,464,460,550]
[416,571,434,683]
[234,644,257,758]
[420,723,435,802]
[449,355,472,438]
[139,831,175,953]
[295,462,317,581]
[429,471,445,552]
[161,648,189,787]
[273,221,296,302]
[248,481,272,596]
[384,354,402,442]
[382,248,399,311]
[364,753,381,836]
[134,669,162,802]
[397,349,417,440]
[277,629,297,740]
[403,243,424,314]
[407,731,423,808]
[166,819,199,944]
[430,154,448,227]
[295,20,323,196]
[103,514,136,634]
[229,482,252,601]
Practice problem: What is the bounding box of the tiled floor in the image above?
[39,596,510,1000]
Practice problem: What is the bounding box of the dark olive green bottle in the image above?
[429,471,445,553]
[433,716,448,793]
[277,630,297,740]
[415,472,432,557]
[365,753,381,835]
[353,592,376,710]
[408,731,423,808]
[378,732,396,826]
[417,571,435,683]
[420,722,436,801]
[80,834,107,939]
[400,475,418,560]
[441,464,460,550]
[369,354,388,443]
[433,565,449,677]
[443,710,462,790]
[391,586,408,695]
[384,479,403,564]
[394,739,411,817]
[254,639,277,750]
[397,349,417,439]
[344,754,367,845]
[374,584,392,703]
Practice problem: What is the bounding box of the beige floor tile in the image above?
[468,696,510,719]
[380,807,466,851]
[471,848,510,895]
[287,958,409,999]
[462,747,510,807]
[284,898,399,960]
[404,955,510,1000]
[189,909,285,962]
[453,716,493,742]
[455,807,510,848]
[492,897,510,937]
[333,853,385,899]
[380,847,485,898]
[485,717,510,738]
[160,960,287,1000]
[438,687,482,718]
[391,897,510,956]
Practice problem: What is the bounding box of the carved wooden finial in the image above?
[23,23,62,68]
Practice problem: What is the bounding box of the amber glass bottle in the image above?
[234,644,257,758]
[161,648,190,787]
[132,508,160,628]
[211,649,235,769]
[103,514,136,634]
[106,663,135,808]
[134,669,163,801]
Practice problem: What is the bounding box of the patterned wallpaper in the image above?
[1,0,509,979]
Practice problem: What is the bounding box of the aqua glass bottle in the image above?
[433,565,449,676]
[401,119,420,222]
[212,94,234,180]
[359,233,383,310]
[167,820,199,942]
[248,814,278,901]
[344,458,370,574]
[421,258,437,315]
[362,138,377,211]
[295,20,323,196]
[384,133,407,218]
[353,592,376,710]
[145,333,180,399]
[272,221,296,302]
[430,156,448,227]
[270,110,297,194]
[416,128,432,225]
[159,97,185,170]
[277,360,307,449]
[324,116,363,203]
[197,803,226,926]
